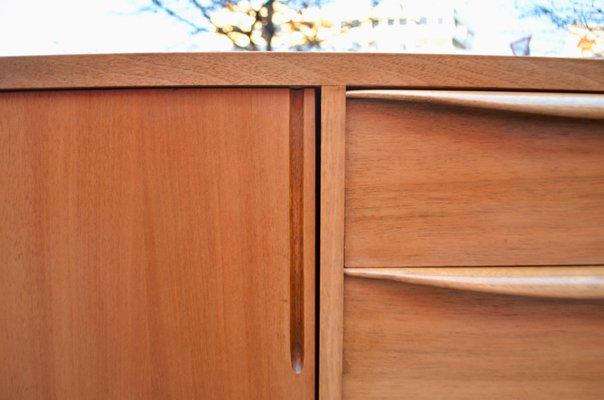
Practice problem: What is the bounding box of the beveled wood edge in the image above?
[1,53,604,92]
[345,266,604,300]
[319,86,346,400]
[346,90,604,119]
[347,90,604,120]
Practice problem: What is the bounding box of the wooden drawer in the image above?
[343,271,604,400]
[345,91,604,267]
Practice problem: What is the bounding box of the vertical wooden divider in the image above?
[319,86,346,400]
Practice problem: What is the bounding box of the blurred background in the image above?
[1,0,602,57]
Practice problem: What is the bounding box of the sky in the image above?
[0,0,583,57]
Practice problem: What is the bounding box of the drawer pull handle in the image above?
[345,266,604,299]
[289,89,305,374]
[346,90,604,120]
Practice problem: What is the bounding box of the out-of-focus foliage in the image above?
[520,0,604,31]
[145,0,335,50]
[519,0,604,57]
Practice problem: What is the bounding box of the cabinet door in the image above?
[0,88,315,399]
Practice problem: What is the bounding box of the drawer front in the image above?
[343,275,604,400]
[345,92,604,267]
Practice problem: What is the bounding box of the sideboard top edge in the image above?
[1,53,604,92]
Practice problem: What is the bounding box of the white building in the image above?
[322,0,474,52]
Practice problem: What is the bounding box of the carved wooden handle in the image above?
[346,90,604,120]
[289,89,305,374]
[345,266,604,300]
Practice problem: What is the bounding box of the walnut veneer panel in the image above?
[343,276,604,399]
[345,97,604,267]
[0,88,315,399]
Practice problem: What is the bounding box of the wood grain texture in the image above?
[343,276,604,400]
[319,86,346,400]
[1,53,604,91]
[345,97,604,267]
[347,90,604,120]
[345,266,604,299]
[0,88,315,399]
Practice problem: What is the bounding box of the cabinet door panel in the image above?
[0,88,315,400]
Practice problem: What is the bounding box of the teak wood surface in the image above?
[0,88,315,399]
[343,276,604,400]
[1,53,604,92]
[2,53,604,400]
[345,96,604,267]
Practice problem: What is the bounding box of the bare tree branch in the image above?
[151,0,206,33]
[143,0,332,51]
[520,0,604,31]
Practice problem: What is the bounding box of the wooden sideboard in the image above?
[1,54,604,399]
